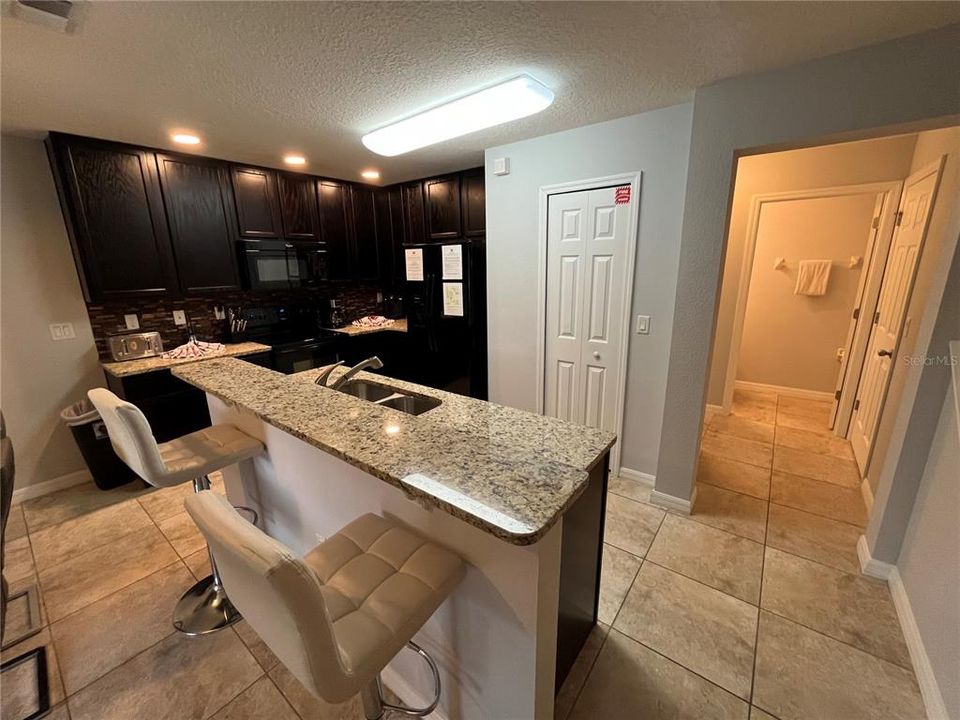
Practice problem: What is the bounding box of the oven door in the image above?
[240,240,296,290]
[272,341,341,375]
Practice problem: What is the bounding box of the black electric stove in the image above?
[229,305,342,374]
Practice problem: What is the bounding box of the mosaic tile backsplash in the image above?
[86,284,383,359]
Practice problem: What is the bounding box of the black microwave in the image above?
[239,240,328,290]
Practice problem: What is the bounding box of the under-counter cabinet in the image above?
[46,133,180,302]
[231,165,284,239]
[155,153,241,293]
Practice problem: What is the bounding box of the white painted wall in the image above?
[484,103,693,477]
[657,24,960,503]
[0,134,103,490]
[896,370,960,720]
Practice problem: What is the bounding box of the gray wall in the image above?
[898,370,960,720]
[657,23,960,502]
[1,134,103,490]
[484,103,693,476]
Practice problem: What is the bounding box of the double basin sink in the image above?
[335,379,441,416]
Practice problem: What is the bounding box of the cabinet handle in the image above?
[878,349,893,357]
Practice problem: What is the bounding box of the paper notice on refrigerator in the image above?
[442,282,464,317]
[404,248,424,281]
[441,244,463,280]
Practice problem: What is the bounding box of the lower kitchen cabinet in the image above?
[105,370,211,443]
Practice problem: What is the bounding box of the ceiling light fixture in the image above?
[284,155,307,166]
[360,170,381,180]
[171,133,201,145]
[361,74,554,157]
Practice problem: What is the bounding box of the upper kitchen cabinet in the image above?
[46,133,179,301]
[378,187,404,285]
[231,166,283,238]
[155,153,241,294]
[349,185,381,282]
[401,181,426,244]
[317,180,352,280]
[460,169,486,237]
[277,172,321,241]
[424,175,462,241]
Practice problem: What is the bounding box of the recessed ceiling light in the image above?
[361,74,554,157]
[361,170,381,180]
[172,133,201,145]
[284,155,307,166]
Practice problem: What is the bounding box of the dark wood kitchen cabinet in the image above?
[461,169,486,237]
[349,185,381,281]
[231,166,283,238]
[401,181,426,244]
[155,153,241,293]
[46,134,179,302]
[377,187,404,285]
[277,172,321,241]
[317,180,352,280]
[424,175,462,240]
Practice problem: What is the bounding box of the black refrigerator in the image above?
[402,239,487,400]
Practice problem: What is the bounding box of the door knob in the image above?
[592,351,601,360]
[878,349,893,357]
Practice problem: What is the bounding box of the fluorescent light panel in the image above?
[362,75,554,157]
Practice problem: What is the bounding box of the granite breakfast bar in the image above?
[173,358,615,720]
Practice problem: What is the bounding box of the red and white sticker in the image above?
[615,185,631,204]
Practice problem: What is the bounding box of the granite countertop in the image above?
[173,358,616,545]
[332,318,408,336]
[101,342,271,378]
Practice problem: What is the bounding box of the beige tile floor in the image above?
[559,390,927,720]
[0,393,926,720]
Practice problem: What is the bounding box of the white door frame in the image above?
[535,172,642,476]
[720,181,904,435]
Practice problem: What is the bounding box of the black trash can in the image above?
[61,400,137,490]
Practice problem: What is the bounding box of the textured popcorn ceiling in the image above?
[2,1,958,183]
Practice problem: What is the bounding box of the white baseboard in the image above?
[12,469,91,504]
[860,478,874,514]
[735,380,834,403]
[617,467,655,487]
[888,568,949,720]
[649,485,697,515]
[857,534,894,580]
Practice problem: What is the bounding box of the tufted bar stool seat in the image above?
[185,491,465,720]
[87,388,264,636]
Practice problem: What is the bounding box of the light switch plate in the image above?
[49,323,75,341]
[635,315,650,335]
[172,310,187,326]
[124,313,140,330]
[493,157,510,176]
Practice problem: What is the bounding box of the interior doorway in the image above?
[537,173,642,474]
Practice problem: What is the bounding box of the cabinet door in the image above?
[461,169,486,237]
[402,181,426,244]
[156,153,240,293]
[231,166,283,238]
[278,173,321,241]
[349,185,381,282]
[425,175,462,240]
[48,134,178,300]
[317,180,351,280]
[375,188,402,286]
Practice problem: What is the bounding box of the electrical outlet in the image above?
[49,322,75,340]
[635,315,650,335]
[213,306,226,320]
[376,292,383,303]
[124,313,140,330]
[172,310,187,326]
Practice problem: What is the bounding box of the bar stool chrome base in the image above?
[360,641,441,720]
[172,574,241,636]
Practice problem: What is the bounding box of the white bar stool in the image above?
[87,388,264,636]
[185,490,465,720]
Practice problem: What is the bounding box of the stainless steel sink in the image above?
[377,394,442,416]
[335,380,396,402]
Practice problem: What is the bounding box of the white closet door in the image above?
[545,186,631,435]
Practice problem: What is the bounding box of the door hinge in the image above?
[854,399,861,411]
[895,210,904,227]
[835,390,842,401]
[874,311,880,324]
[852,307,860,320]
[871,216,880,229]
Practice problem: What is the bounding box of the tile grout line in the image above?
[697,479,865,529]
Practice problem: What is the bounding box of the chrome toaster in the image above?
[108,332,163,362]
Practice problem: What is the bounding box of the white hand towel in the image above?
[795,260,832,296]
